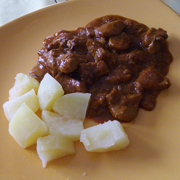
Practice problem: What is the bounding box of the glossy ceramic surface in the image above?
[0,0,180,179]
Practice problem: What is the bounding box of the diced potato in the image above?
[9,73,39,100]
[3,89,39,121]
[42,110,84,142]
[9,103,48,148]
[38,73,64,111]
[53,93,91,121]
[37,134,75,168]
[80,120,129,152]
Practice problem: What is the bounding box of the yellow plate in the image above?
[0,0,180,179]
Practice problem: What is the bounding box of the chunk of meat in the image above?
[86,39,107,62]
[58,53,81,73]
[94,20,125,37]
[106,66,132,84]
[141,28,168,53]
[89,76,114,95]
[96,37,107,45]
[29,63,49,82]
[108,32,131,50]
[86,39,117,67]
[124,19,148,36]
[89,92,107,109]
[55,73,87,93]
[80,61,109,85]
[45,30,74,50]
[86,92,113,122]
[106,88,142,122]
[117,50,150,68]
[136,67,171,90]
[153,50,173,76]
[46,49,62,70]
[67,36,87,52]
[140,91,159,111]
[85,27,95,37]
[85,15,126,28]
[126,49,149,64]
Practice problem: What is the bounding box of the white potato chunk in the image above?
[53,93,91,121]
[9,103,48,148]
[37,134,75,168]
[3,89,39,121]
[42,110,84,142]
[9,73,39,100]
[38,73,64,111]
[80,120,129,152]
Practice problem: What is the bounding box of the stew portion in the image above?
[29,15,173,122]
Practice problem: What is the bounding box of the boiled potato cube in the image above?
[3,89,39,121]
[80,120,129,152]
[37,134,75,168]
[38,73,64,110]
[53,93,91,121]
[9,73,39,100]
[9,103,48,148]
[42,110,84,142]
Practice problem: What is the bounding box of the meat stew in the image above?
[29,15,173,122]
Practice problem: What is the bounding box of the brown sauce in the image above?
[29,15,173,122]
